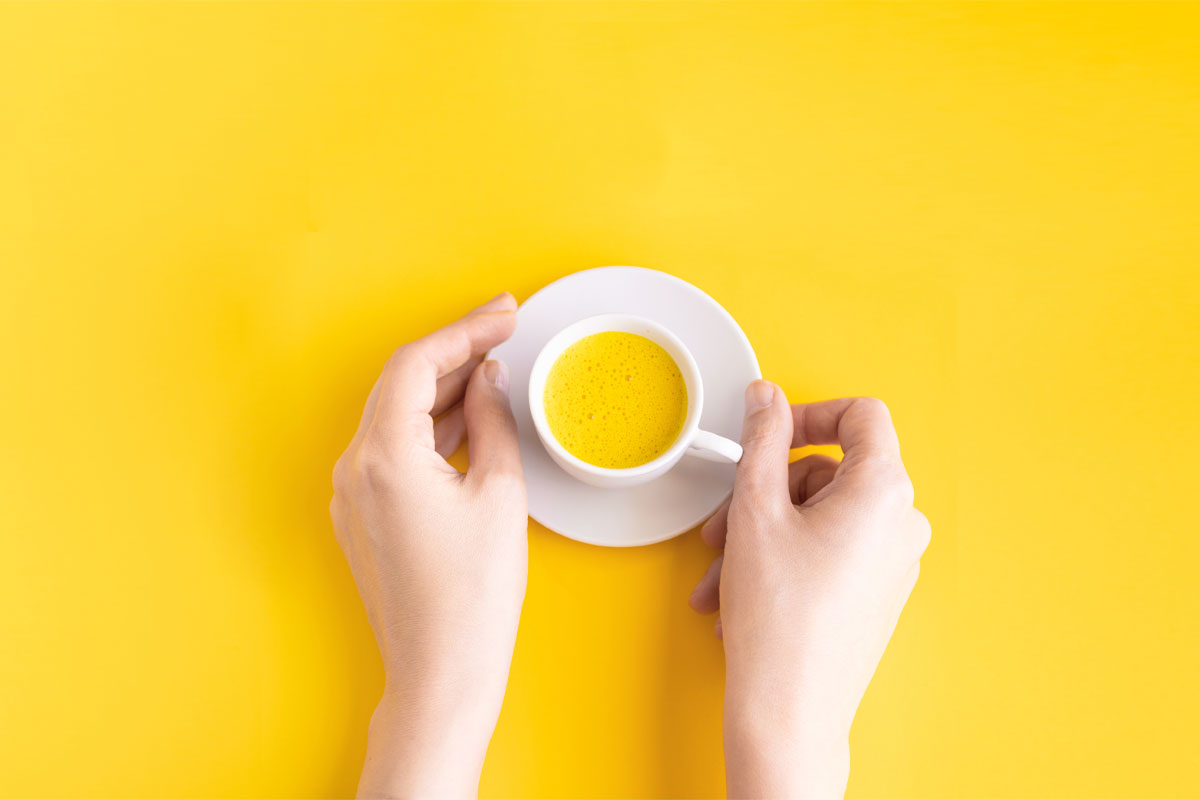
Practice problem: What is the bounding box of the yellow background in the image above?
[2,2,1198,797]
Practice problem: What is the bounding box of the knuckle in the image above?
[742,419,781,450]
[854,396,892,420]
[331,454,350,492]
[382,344,414,379]
[731,492,788,532]
[737,480,774,509]
[355,441,401,490]
[486,467,525,495]
[397,327,467,370]
[389,340,420,365]
[483,400,517,429]
[869,459,913,504]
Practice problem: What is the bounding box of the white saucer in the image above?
[489,267,761,547]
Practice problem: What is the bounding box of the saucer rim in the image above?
[490,265,761,547]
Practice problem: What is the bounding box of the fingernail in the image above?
[477,291,514,312]
[483,359,509,392]
[745,380,775,415]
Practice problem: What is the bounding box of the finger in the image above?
[471,291,514,314]
[344,295,514,454]
[428,293,518,417]
[688,554,723,615]
[432,356,483,418]
[733,380,794,513]
[790,397,901,465]
[700,497,731,549]
[432,405,466,458]
[464,360,523,482]
[714,617,723,640]
[371,293,518,442]
[788,453,841,505]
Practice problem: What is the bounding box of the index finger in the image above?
[370,295,518,441]
[790,397,901,464]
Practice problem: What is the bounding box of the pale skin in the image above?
[330,293,930,798]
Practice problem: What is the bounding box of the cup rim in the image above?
[528,313,705,478]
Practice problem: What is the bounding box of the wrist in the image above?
[358,685,496,799]
[358,612,518,797]
[724,693,851,798]
[357,648,510,798]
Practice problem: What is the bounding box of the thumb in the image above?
[464,359,523,482]
[733,380,794,512]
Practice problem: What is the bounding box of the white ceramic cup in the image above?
[528,313,743,489]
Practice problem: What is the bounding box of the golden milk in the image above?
[543,331,688,469]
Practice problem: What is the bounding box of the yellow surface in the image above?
[545,332,688,468]
[2,2,1198,797]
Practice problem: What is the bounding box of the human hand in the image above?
[689,382,930,798]
[329,292,527,798]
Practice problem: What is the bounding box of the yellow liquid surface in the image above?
[543,332,688,469]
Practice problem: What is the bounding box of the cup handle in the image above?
[687,429,743,464]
